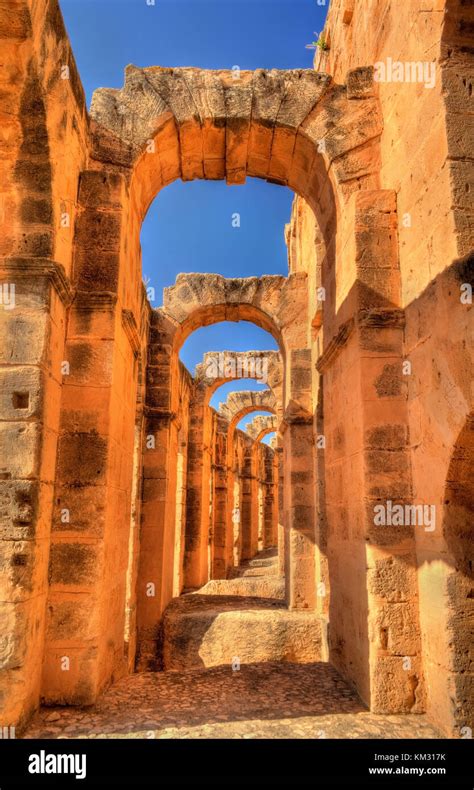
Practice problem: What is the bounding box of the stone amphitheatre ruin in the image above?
[0,0,472,740]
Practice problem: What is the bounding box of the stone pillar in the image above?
[276,442,285,576]
[135,313,183,669]
[0,259,72,725]
[0,13,81,723]
[136,411,178,669]
[250,445,260,557]
[278,343,317,610]
[183,384,212,589]
[255,443,264,550]
[172,422,188,598]
[262,444,276,549]
[357,191,423,713]
[239,439,253,562]
[313,372,329,626]
[284,413,317,611]
[42,171,143,703]
[124,412,145,673]
[272,449,279,547]
[320,190,424,713]
[230,436,243,567]
[258,486,264,550]
[211,416,229,579]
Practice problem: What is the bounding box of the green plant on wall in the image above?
[305,31,329,52]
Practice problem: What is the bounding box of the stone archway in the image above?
[42,60,387,705]
[217,393,278,565]
[246,414,278,443]
[219,389,277,426]
[186,352,283,581]
[195,350,283,411]
[245,416,279,552]
[141,284,287,602]
[89,65,381,218]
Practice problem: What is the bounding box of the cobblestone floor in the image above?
[24,662,443,740]
[25,551,444,740]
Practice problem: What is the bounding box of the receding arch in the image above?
[246,414,278,443]
[195,351,283,406]
[219,389,278,433]
[162,276,285,353]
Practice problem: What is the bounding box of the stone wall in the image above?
[290,0,473,733]
[0,0,89,726]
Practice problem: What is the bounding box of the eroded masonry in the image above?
[0,0,472,738]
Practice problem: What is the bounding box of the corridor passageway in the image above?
[1,0,471,744]
[24,545,443,740]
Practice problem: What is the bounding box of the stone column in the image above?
[135,312,184,669]
[276,442,285,576]
[42,171,143,703]
[124,410,145,673]
[172,422,188,598]
[0,15,82,723]
[211,416,229,579]
[280,345,317,611]
[239,435,256,561]
[357,191,423,713]
[0,259,72,725]
[262,444,276,549]
[183,384,212,589]
[136,410,178,669]
[284,413,317,611]
[258,485,264,550]
[230,435,243,567]
[250,444,260,557]
[320,190,424,713]
[272,449,279,547]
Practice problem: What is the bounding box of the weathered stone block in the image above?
[48,542,101,587]
[0,422,41,479]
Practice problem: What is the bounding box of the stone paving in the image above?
[23,662,443,740]
[23,551,444,740]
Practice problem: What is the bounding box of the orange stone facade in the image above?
[0,0,472,739]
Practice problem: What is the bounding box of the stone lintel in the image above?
[0,257,73,306]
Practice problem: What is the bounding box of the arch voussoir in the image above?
[89,65,381,220]
[195,350,283,403]
[219,389,277,427]
[161,272,294,349]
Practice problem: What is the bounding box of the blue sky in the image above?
[59,0,327,441]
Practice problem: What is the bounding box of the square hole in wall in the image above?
[12,392,29,409]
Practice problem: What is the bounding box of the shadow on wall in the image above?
[440,410,474,732]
